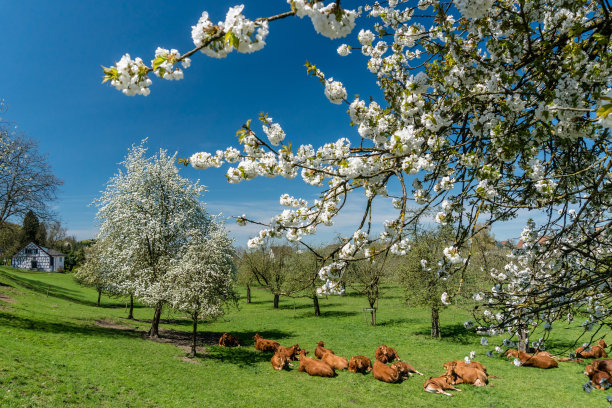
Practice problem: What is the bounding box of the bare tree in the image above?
[0,109,63,229]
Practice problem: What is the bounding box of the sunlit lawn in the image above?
[0,266,606,407]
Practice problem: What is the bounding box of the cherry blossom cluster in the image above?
[191,5,269,58]
[151,47,190,81]
[290,0,357,39]
[103,54,152,96]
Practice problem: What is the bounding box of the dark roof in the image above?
[41,246,66,257]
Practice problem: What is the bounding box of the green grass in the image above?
[0,266,608,407]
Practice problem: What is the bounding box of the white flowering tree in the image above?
[95,141,212,337]
[103,0,612,340]
[167,225,237,357]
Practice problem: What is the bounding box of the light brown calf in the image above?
[443,360,487,376]
[444,361,488,386]
[315,341,335,359]
[277,344,301,361]
[392,361,424,379]
[585,364,611,390]
[321,351,349,370]
[375,344,401,364]
[576,339,608,359]
[271,350,290,371]
[589,359,612,375]
[516,350,558,369]
[372,359,400,383]
[423,375,462,396]
[298,350,335,377]
[348,356,372,374]
[253,333,280,353]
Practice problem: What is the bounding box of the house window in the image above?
[25,248,38,255]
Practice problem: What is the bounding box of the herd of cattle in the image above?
[217,333,611,396]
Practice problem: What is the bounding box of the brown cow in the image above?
[277,344,301,361]
[443,361,488,386]
[253,333,280,352]
[423,375,462,396]
[321,351,349,370]
[576,339,608,359]
[315,341,335,359]
[585,364,611,390]
[218,332,240,347]
[392,361,424,379]
[513,350,558,369]
[443,360,487,376]
[271,350,290,371]
[589,359,612,375]
[375,344,401,364]
[298,350,335,377]
[372,359,400,383]
[348,356,372,374]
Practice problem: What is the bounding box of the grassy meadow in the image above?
[0,266,608,407]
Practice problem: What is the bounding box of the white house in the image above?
[12,242,66,272]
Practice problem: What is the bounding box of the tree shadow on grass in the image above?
[203,346,274,367]
[295,310,359,319]
[376,317,422,327]
[0,311,141,339]
[411,323,482,344]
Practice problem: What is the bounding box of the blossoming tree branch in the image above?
[103,0,611,347]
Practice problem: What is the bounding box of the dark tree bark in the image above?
[149,302,163,337]
[246,284,251,304]
[97,289,101,307]
[313,294,321,317]
[127,295,134,319]
[273,293,280,309]
[431,307,441,338]
[191,312,198,357]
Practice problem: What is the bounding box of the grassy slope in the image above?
[0,266,607,408]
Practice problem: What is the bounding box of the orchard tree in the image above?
[0,103,63,229]
[345,252,390,325]
[240,241,295,309]
[75,240,115,307]
[95,141,212,337]
[166,225,237,357]
[400,225,462,338]
[104,0,612,343]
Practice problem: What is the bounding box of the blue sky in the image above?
[1,0,529,245]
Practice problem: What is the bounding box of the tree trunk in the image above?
[191,313,198,357]
[246,284,251,304]
[273,293,280,309]
[431,307,441,338]
[518,326,529,352]
[127,295,134,320]
[148,302,163,338]
[313,294,321,317]
[97,289,101,307]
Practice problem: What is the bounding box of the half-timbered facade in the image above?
[12,242,66,272]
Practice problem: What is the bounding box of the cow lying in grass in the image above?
[443,360,488,386]
[589,359,612,375]
[392,361,424,379]
[298,350,335,377]
[277,344,301,361]
[585,362,611,390]
[576,339,608,359]
[315,341,335,359]
[218,333,240,347]
[423,375,462,396]
[321,351,349,371]
[348,356,372,374]
[375,344,401,364]
[271,350,291,371]
[253,333,280,353]
[373,359,400,383]
[505,349,558,369]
